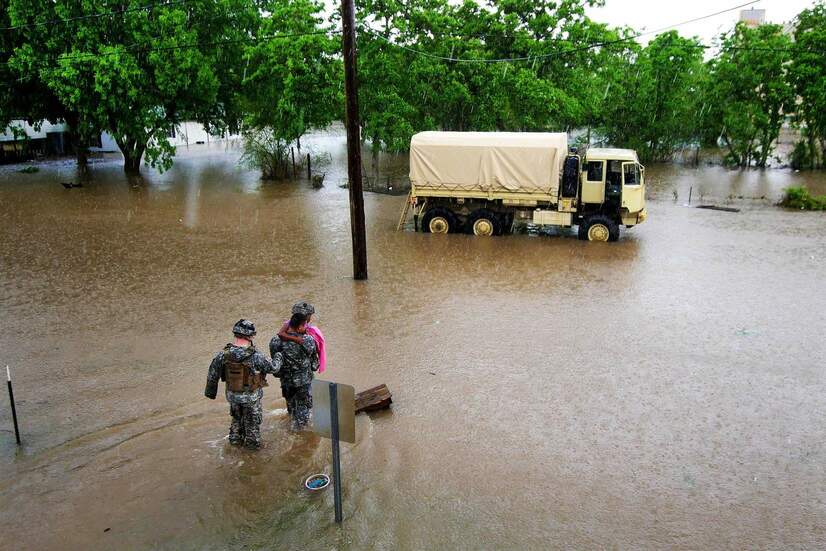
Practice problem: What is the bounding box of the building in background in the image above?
[739,8,766,27]
[0,120,238,164]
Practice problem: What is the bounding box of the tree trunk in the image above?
[64,112,89,170]
[76,147,89,171]
[119,139,146,175]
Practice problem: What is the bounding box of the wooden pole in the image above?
[307,153,311,180]
[291,147,296,178]
[341,0,368,280]
[6,366,20,445]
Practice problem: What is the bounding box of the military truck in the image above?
[406,131,646,241]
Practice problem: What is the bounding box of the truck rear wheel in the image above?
[422,207,459,234]
[467,209,502,236]
[578,215,619,242]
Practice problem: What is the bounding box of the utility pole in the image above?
[341,0,368,280]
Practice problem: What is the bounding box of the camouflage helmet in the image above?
[292,301,315,316]
[232,319,256,337]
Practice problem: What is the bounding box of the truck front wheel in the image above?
[578,215,620,242]
[422,207,459,234]
[467,209,502,236]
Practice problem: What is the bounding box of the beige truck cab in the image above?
[579,148,647,233]
[405,132,647,241]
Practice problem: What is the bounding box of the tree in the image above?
[1,0,79,161]
[704,23,794,168]
[240,0,342,179]
[601,31,705,161]
[356,0,620,158]
[8,0,259,174]
[789,1,826,168]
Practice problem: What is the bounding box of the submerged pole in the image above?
[341,0,368,280]
[329,383,343,523]
[6,366,20,445]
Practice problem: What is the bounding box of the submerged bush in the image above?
[781,186,826,210]
[18,166,39,174]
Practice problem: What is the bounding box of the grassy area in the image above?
[781,186,826,211]
[18,166,39,174]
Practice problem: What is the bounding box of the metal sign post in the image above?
[311,379,355,523]
[329,383,343,523]
[6,366,20,445]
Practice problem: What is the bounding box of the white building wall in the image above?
[0,120,68,142]
[3,120,237,151]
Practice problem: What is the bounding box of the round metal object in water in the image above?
[305,473,330,491]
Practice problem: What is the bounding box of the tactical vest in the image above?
[223,347,267,393]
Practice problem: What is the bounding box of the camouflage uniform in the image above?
[205,343,279,449]
[270,332,319,430]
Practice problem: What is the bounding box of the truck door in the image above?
[621,162,644,213]
[581,160,605,204]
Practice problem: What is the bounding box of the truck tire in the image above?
[421,207,459,234]
[466,209,502,236]
[578,215,620,242]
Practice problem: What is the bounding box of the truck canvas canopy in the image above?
[409,131,568,198]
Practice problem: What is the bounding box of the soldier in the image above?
[270,311,319,431]
[277,301,326,374]
[205,319,280,450]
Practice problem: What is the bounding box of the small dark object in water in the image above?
[312,174,325,189]
[61,182,83,189]
[696,205,740,213]
[103,528,111,533]
[305,473,330,491]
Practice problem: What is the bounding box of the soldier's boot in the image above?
[229,405,244,446]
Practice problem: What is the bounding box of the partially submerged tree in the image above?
[240,0,341,179]
[7,0,258,173]
[789,1,826,169]
[601,31,705,161]
[704,23,794,168]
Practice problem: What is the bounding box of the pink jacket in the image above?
[306,325,326,374]
[283,321,326,374]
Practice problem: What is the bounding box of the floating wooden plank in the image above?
[355,384,392,413]
[696,205,740,212]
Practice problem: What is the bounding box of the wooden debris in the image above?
[696,205,740,212]
[355,384,392,413]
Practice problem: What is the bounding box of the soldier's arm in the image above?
[254,352,275,376]
[278,323,304,345]
[204,353,222,399]
[269,335,282,357]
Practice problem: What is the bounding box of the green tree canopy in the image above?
[790,1,826,168]
[601,31,705,161]
[704,23,794,168]
[8,0,259,173]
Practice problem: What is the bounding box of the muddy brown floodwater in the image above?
[1,130,825,550]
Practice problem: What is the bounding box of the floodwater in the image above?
[1,131,825,550]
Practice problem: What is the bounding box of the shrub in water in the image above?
[781,186,826,210]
